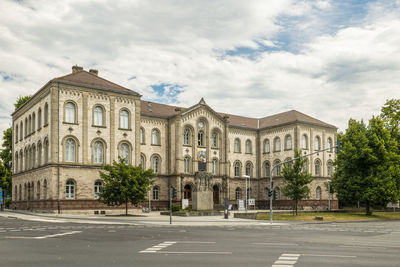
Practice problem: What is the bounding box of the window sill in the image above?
[92,125,106,128]
[284,148,292,151]
[263,152,270,154]
[151,144,161,146]
[63,122,79,125]
[183,144,192,147]
[211,146,219,149]
[118,128,132,131]
[245,152,253,155]
[140,143,146,145]
[43,123,49,128]
[234,151,241,154]
[197,146,206,148]
[274,150,281,153]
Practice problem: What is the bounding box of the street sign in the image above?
[238,200,245,211]
[182,199,189,210]
[387,202,400,208]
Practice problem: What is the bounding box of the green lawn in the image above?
[256,211,400,221]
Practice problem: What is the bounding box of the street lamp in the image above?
[243,175,250,212]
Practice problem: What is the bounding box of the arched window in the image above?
[19,150,23,171]
[327,138,333,152]
[44,139,49,163]
[20,122,23,140]
[38,142,42,166]
[265,161,270,177]
[65,138,76,162]
[65,102,76,123]
[44,103,49,126]
[212,159,218,175]
[32,112,35,132]
[274,137,281,152]
[152,129,160,145]
[14,185,17,202]
[183,128,190,145]
[93,141,104,164]
[327,161,332,176]
[15,153,18,173]
[43,179,47,200]
[140,154,145,168]
[234,161,241,177]
[19,184,22,201]
[28,115,31,134]
[37,181,40,200]
[314,136,321,151]
[94,181,102,199]
[245,162,252,177]
[264,139,270,153]
[32,144,36,168]
[65,180,75,199]
[184,156,190,173]
[15,125,18,143]
[265,187,270,200]
[152,186,159,200]
[38,108,42,129]
[245,140,252,154]
[285,135,292,150]
[235,188,241,200]
[274,187,280,200]
[234,138,241,153]
[120,109,129,129]
[197,130,204,147]
[211,131,218,148]
[25,118,28,136]
[302,134,308,149]
[273,159,281,176]
[94,106,104,126]
[315,159,321,176]
[140,128,145,144]
[316,186,321,200]
[30,182,34,201]
[303,158,309,172]
[119,143,130,164]
[152,155,160,173]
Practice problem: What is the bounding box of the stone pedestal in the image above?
[192,171,213,211]
[192,191,213,211]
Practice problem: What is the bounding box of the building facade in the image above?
[12,66,338,212]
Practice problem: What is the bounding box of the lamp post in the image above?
[243,175,250,212]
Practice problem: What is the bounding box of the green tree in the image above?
[98,158,155,215]
[0,95,31,196]
[332,118,400,215]
[281,149,313,215]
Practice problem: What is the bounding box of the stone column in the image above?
[109,96,115,164]
[134,98,141,165]
[50,85,59,164]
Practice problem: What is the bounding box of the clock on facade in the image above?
[198,121,204,128]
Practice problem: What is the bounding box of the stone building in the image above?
[12,66,338,212]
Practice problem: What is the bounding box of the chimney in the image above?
[89,69,98,76]
[72,65,83,74]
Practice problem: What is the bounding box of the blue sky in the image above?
[1,0,400,141]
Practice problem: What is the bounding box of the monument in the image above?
[192,171,213,210]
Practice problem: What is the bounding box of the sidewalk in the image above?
[0,209,289,227]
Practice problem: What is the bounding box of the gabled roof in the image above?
[53,70,140,96]
[140,99,336,129]
[140,100,185,118]
[259,110,336,129]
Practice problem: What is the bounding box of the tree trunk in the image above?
[125,201,128,216]
[366,200,371,215]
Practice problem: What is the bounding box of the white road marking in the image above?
[302,254,356,258]
[6,231,82,240]
[175,241,216,244]
[159,251,232,254]
[271,253,300,267]
[252,242,298,246]
[139,241,175,253]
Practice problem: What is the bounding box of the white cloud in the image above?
[1,0,400,146]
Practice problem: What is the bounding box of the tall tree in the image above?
[281,149,313,215]
[98,158,155,215]
[0,95,31,196]
[332,118,400,215]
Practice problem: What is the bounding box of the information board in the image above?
[238,200,245,211]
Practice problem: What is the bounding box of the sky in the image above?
[1,0,400,144]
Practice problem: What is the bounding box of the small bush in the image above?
[171,205,180,212]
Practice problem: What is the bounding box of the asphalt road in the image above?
[1,216,400,266]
